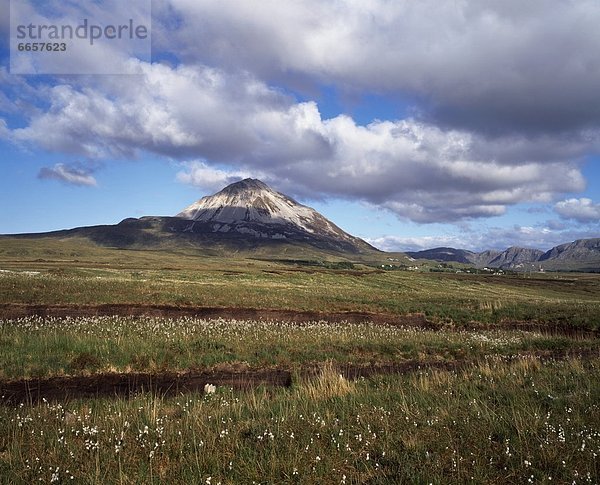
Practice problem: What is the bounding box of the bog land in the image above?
[0,240,599,483]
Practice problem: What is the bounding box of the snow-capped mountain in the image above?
[0,178,375,255]
[175,178,370,251]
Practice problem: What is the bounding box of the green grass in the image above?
[1,316,597,379]
[1,238,600,330]
[1,357,598,483]
[1,258,600,329]
[1,239,599,482]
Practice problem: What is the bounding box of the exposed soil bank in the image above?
[1,349,597,405]
[0,368,292,405]
[0,303,598,338]
[0,303,430,326]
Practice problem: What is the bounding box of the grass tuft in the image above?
[297,361,356,400]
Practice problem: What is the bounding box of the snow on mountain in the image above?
[177,178,359,244]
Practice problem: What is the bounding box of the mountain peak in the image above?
[177,178,301,224]
[220,178,270,194]
[175,178,373,253]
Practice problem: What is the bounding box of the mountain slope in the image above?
[540,238,600,262]
[487,247,545,269]
[178,179,356,241]
[175,179,374,253]
[538,239,600,271]
[406,248,501,267]
[2,179,377,257]
[470,250,502,268]
[406,241,599,271]
[406,247,475,264]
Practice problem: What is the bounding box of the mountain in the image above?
[175,178,368,251]
[1,177,597,270]
[405,247,507,267]
[173,178,374,253]
[540,238,600,261]
[406,247,475,264]
[407,241,600,271]
[2,179,376,257]
[487,247,545,269]
[470,250,502,268]
[538,238,600,271]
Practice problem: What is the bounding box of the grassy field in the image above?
[1,357,598,483]
[1,240,599,483]
[1,239,600,329]
[0,316,597,380]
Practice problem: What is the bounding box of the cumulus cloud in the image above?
[161,0,600,135]
[554,198,600,223]
[369,224,600,253]
[13,61,319,161]
[8,61,589,223]
[4,1,599,228]
[38,163,97,187]
[176,161,255,192]
[367,234,467,253]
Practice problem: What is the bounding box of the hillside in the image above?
[0,179,383,261]
[407,240,600,272]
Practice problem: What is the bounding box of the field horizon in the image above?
[1,235,599,483]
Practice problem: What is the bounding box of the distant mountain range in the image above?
[407,239,600,272]
[2,178,598,271]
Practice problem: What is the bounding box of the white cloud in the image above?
[38,163,97,187]
[162,0,600,134]
[176,161,254,192]
[369,224,599,253]
[366,234,466,253]
[554,198,600,223]
[13,61,309,160]
[8,60,589,223]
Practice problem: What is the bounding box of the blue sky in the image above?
[1,0,599,251]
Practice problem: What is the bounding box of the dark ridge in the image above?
[2,349,598,405]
